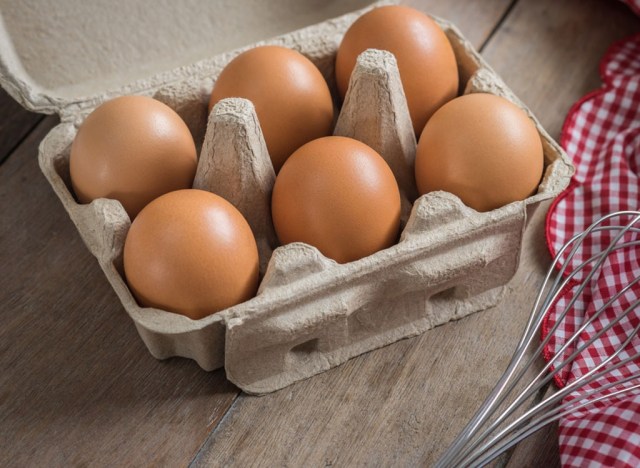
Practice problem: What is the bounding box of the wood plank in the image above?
[506,424,561,468]
[192,1,640,466]
[0,117,238,466]
[483,0,640,464]
[481,0,640,141]
[404,0,514,49]
[505,388,561,468]
[0,87,43,165]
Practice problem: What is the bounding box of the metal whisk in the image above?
[435,210,640,468]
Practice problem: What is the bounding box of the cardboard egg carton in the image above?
[1,2,573,394]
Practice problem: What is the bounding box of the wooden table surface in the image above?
[1,1,638,466]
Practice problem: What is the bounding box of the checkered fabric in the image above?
[543,20,640,468]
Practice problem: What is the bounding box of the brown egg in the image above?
[70,95,197,219]
[123,189,259,320]
[209,45,334,172]
[336,5,459,135]
[415,93,544,212]
[272,136,401,263]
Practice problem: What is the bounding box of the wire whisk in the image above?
[436,210,640,467]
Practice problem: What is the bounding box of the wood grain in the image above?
[404,0,514,49]
[481,0,640,140]
[0,118,238,466]
[0,87,43,165]
[506,415,561,467]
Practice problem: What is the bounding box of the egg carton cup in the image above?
[16,3,572,394]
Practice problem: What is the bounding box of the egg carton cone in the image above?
[1,1,573,394]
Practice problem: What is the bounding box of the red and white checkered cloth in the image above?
[543,6,640,466]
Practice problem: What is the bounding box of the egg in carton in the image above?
[34,4,572,394]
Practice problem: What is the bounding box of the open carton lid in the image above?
[0,0,372,116]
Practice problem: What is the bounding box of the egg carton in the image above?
[1,2,573,394]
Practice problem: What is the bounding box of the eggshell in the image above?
[335,5,459,135]
[271,136,401,264]
[69,95,197,219]
[415,93,544,212]
[123,189,259,320]
[209,45,334,172]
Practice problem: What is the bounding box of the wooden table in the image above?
[1,1,638,466]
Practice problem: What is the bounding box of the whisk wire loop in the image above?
[435,211,640,468]
[454,287,640,467]
[462,304,640,467]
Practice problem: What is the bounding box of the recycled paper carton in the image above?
[0,1,573,394]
